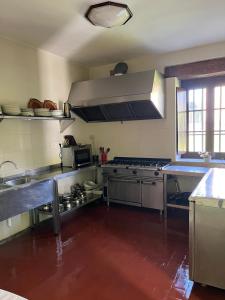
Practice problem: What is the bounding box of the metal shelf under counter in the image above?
[162,165,210,219]
[38,195,101,217]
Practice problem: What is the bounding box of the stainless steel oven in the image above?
[108,177,141,206]
[61,144,92,168]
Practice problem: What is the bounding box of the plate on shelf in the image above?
[43,100,57,110]
[28,98,43,109]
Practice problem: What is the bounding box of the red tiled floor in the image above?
[0,203,224,300]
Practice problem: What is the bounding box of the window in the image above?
[214,86,225,153]
[177,76,225,159]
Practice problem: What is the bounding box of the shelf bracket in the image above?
[60,118,75,133]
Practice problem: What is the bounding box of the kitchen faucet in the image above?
[0,160,17,170]
[0,161,18,183]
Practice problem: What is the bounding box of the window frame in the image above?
[177,75,225,159]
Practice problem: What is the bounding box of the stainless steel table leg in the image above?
[163,174,167,220]
[52,180,60,235]
[29,209,35,228]
[34,208,40,224]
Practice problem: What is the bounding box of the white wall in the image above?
[90,40,225,78]
[0,37,88,241]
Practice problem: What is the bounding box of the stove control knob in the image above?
[113,169,117,173]
[154,171,159,176]
[133,170,137,175]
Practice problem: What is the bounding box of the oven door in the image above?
[108,177,141,204]
[74,148,91,167]
[141,179,163,210]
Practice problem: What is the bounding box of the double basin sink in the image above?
[0,176,32,191]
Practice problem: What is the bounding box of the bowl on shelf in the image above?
[21,112,34,117]
[34,108,51,117]
[51,110,64,118]
[2,104,21,116]
[21,108,34,117]
[93,190,103,197]
[84,181,98,190]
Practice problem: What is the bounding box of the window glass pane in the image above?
[214,109,220,131]
[189,112,193,131]
[194,135,202,152]
[194,89,203,110]
[178,112,186,131]
[221,109,225,130]
[194,111,203,131]
[177,90,187,112]
[203,111,206,131]
[203,88,206,109]
[189,134,194,152]
[178,132,186,152]
[221,135,225,152]
[213,86,225,154]
[222,86,225,108]
[188,90,194,110]
[214,135,220,152]
[203,135,206,152]
[214,86,221,109]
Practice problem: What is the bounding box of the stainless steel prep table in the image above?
[0,165,97,236]
[162,165,210,218]
[189,168,225,289]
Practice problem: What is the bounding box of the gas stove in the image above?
[102,157,171,178]
[102,157,171,211]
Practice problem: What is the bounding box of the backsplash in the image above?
[0,119,61,177]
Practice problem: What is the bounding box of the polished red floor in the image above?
[0,203,224,300]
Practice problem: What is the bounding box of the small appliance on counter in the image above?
[63,102,71,118]
[60,135,92,169]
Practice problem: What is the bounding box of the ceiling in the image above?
[1,0,225,66]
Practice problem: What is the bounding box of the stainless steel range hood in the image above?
[68,70,164,122]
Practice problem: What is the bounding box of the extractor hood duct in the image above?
[68,70,165,122]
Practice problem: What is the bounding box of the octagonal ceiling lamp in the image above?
[85,1,133,28]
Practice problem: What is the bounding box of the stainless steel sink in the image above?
[5,176,31,186]
[0,184,11,190]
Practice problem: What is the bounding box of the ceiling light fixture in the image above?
[85,1,133,28]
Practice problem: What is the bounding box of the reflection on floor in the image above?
[0,203,224,300]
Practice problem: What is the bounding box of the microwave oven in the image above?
[61,144,92,168]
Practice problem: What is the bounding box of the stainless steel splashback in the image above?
[68,70,165,122]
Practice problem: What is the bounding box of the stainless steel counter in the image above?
[0,164,98,235]
[162,164,210,217]
[162,165,209,177]
[189,168,225,208]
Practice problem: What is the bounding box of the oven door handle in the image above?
[142,179,163,185]
[77,162,91,167]
[109,178,141,184]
